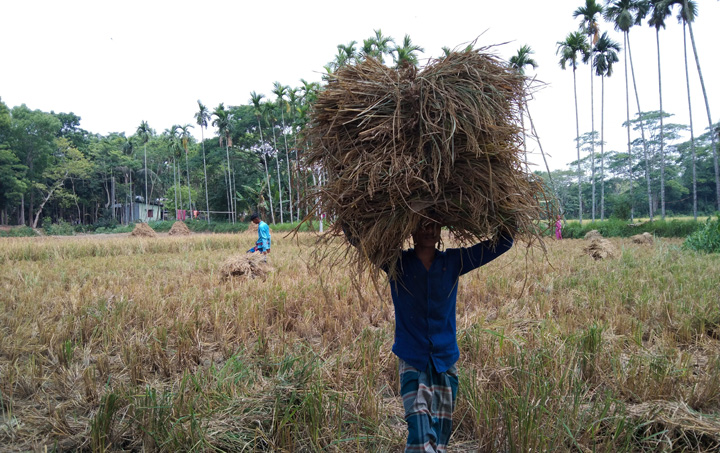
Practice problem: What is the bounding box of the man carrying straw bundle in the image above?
[302,43,550,451]
[347,216,513,451]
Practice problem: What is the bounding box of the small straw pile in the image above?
[302,46,550,276]
[169,221,191,236]
[130,222,157,238]
[584,239,616,260]
[219,254,272,281]
[631,232,654,245]
[584,230,603,240]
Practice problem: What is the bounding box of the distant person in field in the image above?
[555,215,563,240]
[248,213,271,255]
[344,217,513,452]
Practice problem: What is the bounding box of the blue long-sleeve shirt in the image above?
[386,236,513,373]
[256,221,271,251]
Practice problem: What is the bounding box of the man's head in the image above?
[412,219,442,249]
[251,213,260,224]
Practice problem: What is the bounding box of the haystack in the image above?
[169,221,191,236]
[631,232,653,245]
[219,254,272,281]
[584,230,603,240]
[584,239,616,260]
[130,222,157,238]
[302,47,549,277]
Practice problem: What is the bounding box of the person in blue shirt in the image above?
[249,213,271,255]
[346,218,513,452]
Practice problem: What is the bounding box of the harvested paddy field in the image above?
[1,232,719,451]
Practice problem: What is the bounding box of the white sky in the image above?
[1,0,718,171]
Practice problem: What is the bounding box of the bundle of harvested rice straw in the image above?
[219,254,272,281]
[302,46,551,277]
[130,222,157,238]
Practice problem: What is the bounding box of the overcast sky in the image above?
[1,0,718,171]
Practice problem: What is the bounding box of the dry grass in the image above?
[1,233,719,451]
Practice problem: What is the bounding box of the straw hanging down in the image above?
[301,46,552,278]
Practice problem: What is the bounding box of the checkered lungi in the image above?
[399,359,459,452]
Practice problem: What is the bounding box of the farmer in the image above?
[555,215,563,240]
[248,213,271,255]
[344,218,514,452]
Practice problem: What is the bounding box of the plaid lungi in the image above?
[399,359,459,452]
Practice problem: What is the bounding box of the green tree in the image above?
[557,31,590,223]
[592,32,621,220]
[31,137,91,228]
[605,0,653,220]
[179,124,194,215]
[250,91,274,224]
[212,103,234,222]
[9,105,61,226]
[135,120,152,205]
[649,0,673,218]
[574,0,604,221]
[392,34,424,67]
[272,81,293,222]
[663,0,719,213]
[195,100,211,222]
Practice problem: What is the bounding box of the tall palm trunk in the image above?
[655,29,666,219]
[520,102,528,172]
[627,34,653,220]
[280,106,292,222]
[600,73,606,220]
[184,150,192,216]
[573,65,583,223]
[257,118,275,224]
[590,65,596,221]
[144,144,148,206]
[129,172,134,223]
[200,126,210,223]
[527,104,561,215]
[271,126,284,223]
[224,141,233,223]
[686,15,720,211]
[623,33,634,222]
[683,23,697,220]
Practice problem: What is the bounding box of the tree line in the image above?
[551,0,718,222]
[1,13,718,229]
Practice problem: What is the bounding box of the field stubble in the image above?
[1,232,719,452]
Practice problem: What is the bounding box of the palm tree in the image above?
[574,0,604,221]
[211,103,234,222]
[605,0,653,220]
[272,82,293,223]
[648,0,672,218]
[593,32,621,221]
[136,121,152,206]
[163,126,182,218]
[287,86,302,222]
[509,45,538,171]
[194,100,211,223]
[557,31,590,223]
[663,0,719,212]
[371,29,395,63]
[178,124,194,217]
[121,137,135,223]
[250,91,275,224]
[392,34,424,67]
[262,101,283,224]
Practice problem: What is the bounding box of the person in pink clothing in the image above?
[555,216,563,240]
